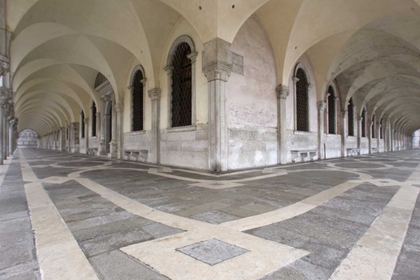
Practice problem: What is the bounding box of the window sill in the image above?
[167,125,197,133]
[127,130,147,135]
[293,130,314,135]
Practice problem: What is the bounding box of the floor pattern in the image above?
[0,148,419,279]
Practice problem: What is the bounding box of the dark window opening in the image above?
[372,115,376,138]
[81,111,85,138]
[171,42,192,127]
[348,98,354,136]
[132,70,144,131]
[362,109,366,137]
[92,102,97,137]
[328,86,336,134]
[296,68,309,132]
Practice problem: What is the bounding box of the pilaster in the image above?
[203,37,232,172]
[277,85,289,164]
[148,88,161,164]
[317,100,326,160]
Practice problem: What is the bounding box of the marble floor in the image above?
[1,149,420,280]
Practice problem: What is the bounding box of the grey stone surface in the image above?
[191,210,239,224]
[141,223,184,238]
[176,239,249,266]
[89,250,169,280]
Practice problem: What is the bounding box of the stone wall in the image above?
[79,139,86,154]
[360,138,369,154]
[226,16,278,169]
[285,131,318,163]
[160,124,209,170]
[88,137,99,149]
[123,131,151,151]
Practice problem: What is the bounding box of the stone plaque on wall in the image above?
[231,52,244,76]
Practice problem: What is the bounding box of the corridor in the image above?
[0,149,419,279]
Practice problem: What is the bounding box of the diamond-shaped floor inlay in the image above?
[176,239,249,266]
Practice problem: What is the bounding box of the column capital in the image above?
[292,77,299,85]
[148,88,161,101]
[203,63,232,82]
[0,62,9,77]
[276,85,289,100]
[317,100,326,112]
[164,65,174,74]
[187,52,198,63]
[0,87,12,107]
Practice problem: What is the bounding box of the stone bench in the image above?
[123,150,148,162]
[347,148,360,157]
[372,147,378,153]
[291,150,318,163]
[87,148,98,155]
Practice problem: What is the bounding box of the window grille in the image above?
[295,68,309,132]
[327,86,336,134]
[81,111,85,138]
[132,70,144,131]
[348,98,354,136]
[171,42,192,127]
[362,109,366,137]
[92,102,97,137]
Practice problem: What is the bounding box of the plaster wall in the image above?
[160,124,209,170]
[226,16,278,170]
[360,137,369,154]
[325,134,341,159]
[285,130,318,163]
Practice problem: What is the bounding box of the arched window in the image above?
[371,115,376,138]
[295,68,309,132]
[171,42,192,127]
[361,109,366,137]
[348,98,354,136]
[132,70,144,131]
[81,110,85,138]
[91,102,97,137]
[327,86,336,134]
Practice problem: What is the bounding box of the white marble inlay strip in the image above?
[74,177,309,280]
[329,185,419,280]
[221,181,361,231]
[20,152,99,280]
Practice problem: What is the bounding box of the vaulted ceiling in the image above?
[6,0,420,135]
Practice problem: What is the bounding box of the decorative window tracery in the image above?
[91,102,97,137]
[327,86,336,134]
[348,98,354,136]
[132,70,144,131]
[295,68,309,132]
[362,109,366,137]
[171,42,192,127]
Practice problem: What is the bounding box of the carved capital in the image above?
[148,88,161,101]
[97,81,114,103]
[203,62,232,82]
[164,65,174,74]
[0,87,12,107]
[317,101,326,111]
[276,84,289,100]
[0,62,9,77]
[292,77,299,85]
[187,52,198,63]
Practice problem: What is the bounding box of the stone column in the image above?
[84,118,89,154]
[8,118,15,155]
[115,98,124,159]
[110,103,118,158]
[96,112,102,155]
[99,108,108,155]
[357,117,362,155]
[317,100,326,160]
[59,127,66,151]
[202,38,232,172]
[277,85,289,164]
[0,87,11,164]
[376,122,381,153]
[70,122,79,153]
[148,88,161,164]
[341,109,348,157]
[368,120,372,154]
